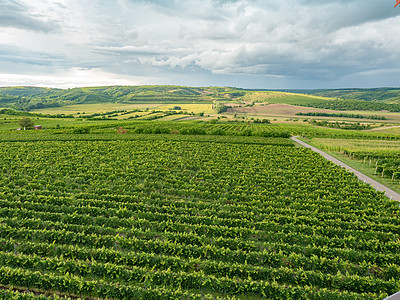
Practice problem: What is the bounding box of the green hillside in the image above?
[0,86,245,111]
[2,85,400,113]
[249,89,400,112]
[285,88,400,103]
[0,131,399,299]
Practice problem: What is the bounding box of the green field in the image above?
[242,91,331,105]
[0,86,233,111]
[0,117,83,131]
[3,118,400,140]
[307,138,400,194]
[309,138,400,152]
[31,103,161,115]
[3,85,400,115]
[3,85,400,130]
[31,103,214,116]
[368,125,400,134]
[2,85,400,299]
[157,103,214,114]
[0,131,400,299]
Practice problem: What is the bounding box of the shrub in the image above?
[72,127,91,134]
[210,128,226,136]
[239,129,252,136]
[152,126,170,134]
[180,127,206,135]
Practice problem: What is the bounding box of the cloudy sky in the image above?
[0,0,399,89]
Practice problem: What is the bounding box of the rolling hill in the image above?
[0,86,245,111]
[2,85,400,113]
[282,88,400,104]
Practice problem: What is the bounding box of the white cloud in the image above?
[0,0,399,88]
[0,68,149,88]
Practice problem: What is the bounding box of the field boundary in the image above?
[291,136,400,202]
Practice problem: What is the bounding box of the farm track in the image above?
[291,137,400,202]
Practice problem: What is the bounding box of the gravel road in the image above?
[290,136,400,202]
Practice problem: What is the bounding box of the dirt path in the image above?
[290,136,400,202]
[383,291,400,300]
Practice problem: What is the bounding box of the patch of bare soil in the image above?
[226,103,343,116]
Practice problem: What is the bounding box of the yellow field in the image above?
[156,104,214,114]
[136,112,165,120]
[114,111,150,120]
[33,103,214,116]
[155,114,194,121]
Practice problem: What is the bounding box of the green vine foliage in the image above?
[0,136,398,299]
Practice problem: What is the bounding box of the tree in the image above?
[18,117,34,130]
[214,102,227,113]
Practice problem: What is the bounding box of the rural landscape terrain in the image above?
[0,85,400,299]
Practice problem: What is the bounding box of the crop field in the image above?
[3,117,400,142]
[0,134,400,299]
[240,91,400,114]
[241,91,330,105]
[226,103,333,116]
[101,121,400,140]
[31,103,161,116]
[156,114,197,121]
[225,104,397,123]
[156,104,214,114]
[112,111,151,120]
[227,104,341,119]
[32,103,213,116]
[0,117,83,131]
[368,125,400,134]
[310,138,400,187]
[310,138,400,153]
[31,103,214,120]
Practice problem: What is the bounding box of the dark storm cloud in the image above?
[1,0,399,88]
[299,0,399,31]
[0,44,65,66]
[88,0,400,86]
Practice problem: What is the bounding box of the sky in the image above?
[0,0,399,89]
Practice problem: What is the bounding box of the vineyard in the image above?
[73,121,400,140]
[0,134,399,299]
[2,120,400,141]
[311,138,400,183]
